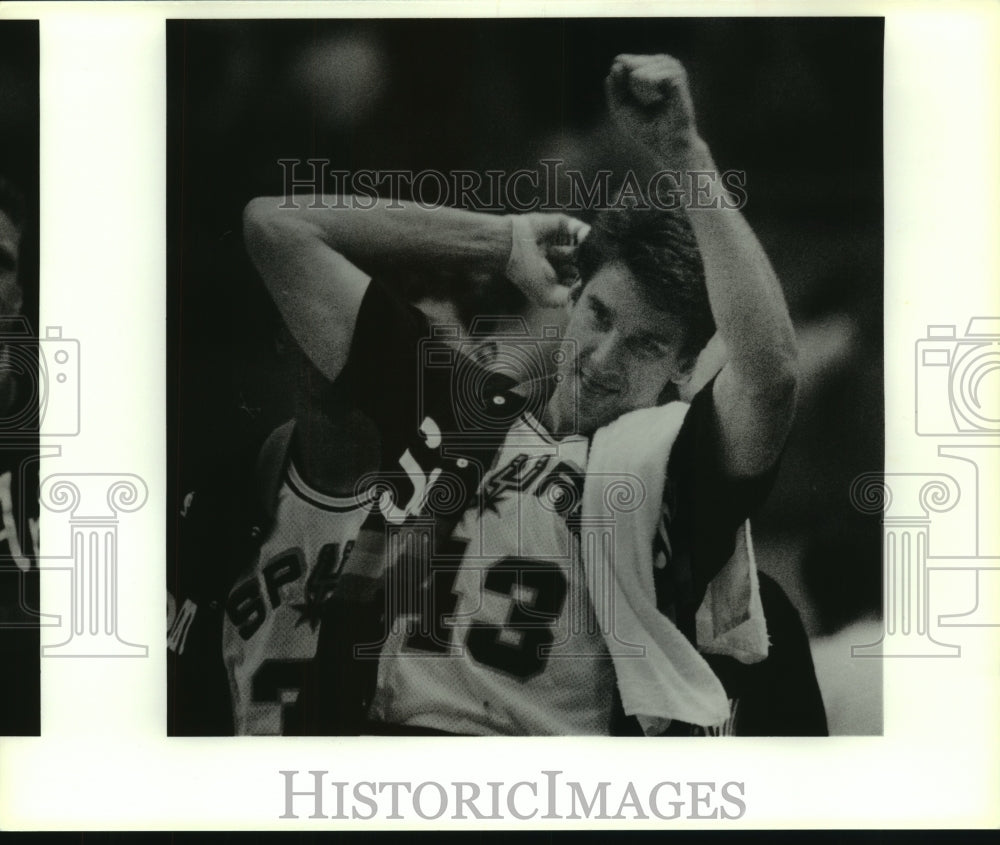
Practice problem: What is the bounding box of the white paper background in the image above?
[0,0,997,830]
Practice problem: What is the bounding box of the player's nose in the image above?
[588,329,628,370]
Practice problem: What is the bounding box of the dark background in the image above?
[0,19,39,736]
[167,18,883,640]
[0,19,39,332]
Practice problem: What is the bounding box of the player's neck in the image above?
[290,406,380,498]
[539,401,582,441]
[507,371,574,438]
[540,382,587,440]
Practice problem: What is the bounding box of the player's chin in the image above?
[575,395,622,436]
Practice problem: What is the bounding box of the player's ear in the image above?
[671,366,694,389]
[670,354,700,403]
[657,365,693,405]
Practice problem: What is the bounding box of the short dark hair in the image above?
[574,206,714,371]
[0,174,26,232]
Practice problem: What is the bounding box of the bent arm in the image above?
[672,141,798,477]
[607,54,798,478]
[243,196,513,382]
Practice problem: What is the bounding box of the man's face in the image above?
[548,261,688,436]
[0,209,21,315]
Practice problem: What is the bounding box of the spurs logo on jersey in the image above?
[221,462,374,735]
[369,409,686,736]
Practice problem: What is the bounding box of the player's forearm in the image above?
[670,140,798,396]
[246,194,512,278]
[243,195,516,381]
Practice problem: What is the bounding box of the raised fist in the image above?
[505,213,590,308]
[605,54,700,165]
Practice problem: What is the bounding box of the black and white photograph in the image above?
[0,0,996,831]
[167,18,883,739]
[0,18,40,738]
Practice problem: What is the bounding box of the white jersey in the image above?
[370,413,619,735]
[327,280,769,737]
[222,463,374,735]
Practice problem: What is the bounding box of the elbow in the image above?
[772,358,799,414]
[241,197,285,295]
[762,338,799,412]
[242,196,281,248]
[241,196,319,293]
[242,195,309,245]
[742,335,799,413]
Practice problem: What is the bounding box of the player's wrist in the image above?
[655,132,709,171]
[504,214,535,293]
[479,214,513,275]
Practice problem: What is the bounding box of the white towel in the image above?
[582,402,768,734]
[696,521,769,663]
